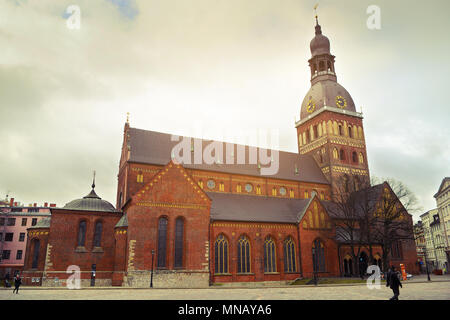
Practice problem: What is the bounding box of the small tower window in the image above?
[359,153,364,164]
[352,152,357,163]
[333,148,339,159]
[340,149,346,161]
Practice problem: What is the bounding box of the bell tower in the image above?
[295,16,370,198]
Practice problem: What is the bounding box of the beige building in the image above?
[434,177,450,270]
[420,209,447,271]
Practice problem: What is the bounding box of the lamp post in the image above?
[150,249,155,288]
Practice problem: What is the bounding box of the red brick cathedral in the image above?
[23,19,418,287]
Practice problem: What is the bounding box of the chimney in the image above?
[10,198,14,207]
[50,203,56,207]
[33,203,37,207]
[44,202,48,207]
[14,202,17,206]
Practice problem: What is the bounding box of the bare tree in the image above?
[369,177,421,272]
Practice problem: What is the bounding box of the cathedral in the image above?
[22,19,418,287]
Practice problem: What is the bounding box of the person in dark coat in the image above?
[12,274,22,294]
[386,265,402,300]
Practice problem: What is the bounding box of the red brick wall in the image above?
[44,209,121,280]
[125,162,210,272]
[22,228,49,285]
[211,221,300,283]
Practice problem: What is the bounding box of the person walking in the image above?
[12,274,22,294]
[386,265,402,300]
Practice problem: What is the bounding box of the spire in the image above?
[92,170,96,189]
[314,3,322,35]
[84,171,100,199]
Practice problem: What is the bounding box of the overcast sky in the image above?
[1,0,449,222]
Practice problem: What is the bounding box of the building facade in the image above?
[420,209,447,272]
[22,19,419,287]
[0,198,54,278]
[434,177,450,268]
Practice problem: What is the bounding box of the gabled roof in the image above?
[126,127,329,184]
[434,177,450,198]
[208,192,311,224]
[115,214,128,228]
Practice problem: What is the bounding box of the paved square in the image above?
[1,280,449,300]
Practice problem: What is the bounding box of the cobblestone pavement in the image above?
[1,280,449,300]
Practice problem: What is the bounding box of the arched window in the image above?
[237,235,251,273]
[272,187,277,196]
[219,182,225,192]
[359,153,364,164]
[289,189,295,198]
[343,255,353,275]
[339,149,345,161]
[174,218,184,268]
[198,180,203,189]
[256,185,261,195]
[352,151,357,163]
[284,237,296,273]
[236,184,242,193]
[215,234,228,274]
[137,171,144,183]
[264,237,277,273]
[313,125,318,139]
[312,239,325,272]
[31,239,40,269]
[348,126,353,138]
[157,217,168,268]
[93,221,103,247]
[304,190,309,199]
[333,148,339,159]
[77,220,86,247]
[319,60,325,71]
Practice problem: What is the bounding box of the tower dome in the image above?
[310,23,330,56]
[63,179,117,212]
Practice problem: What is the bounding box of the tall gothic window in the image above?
[264,237,277,273]
[214,234,228,274]
[93,221,103,247]
[174,218,184,268]
[352,151,358,163]
[284,237,297,273]
[339,149,346,161]
[157,217,168,268]
[77,220,86,247]
[31,239,40,269]
[237,235,251,273]
[312,239,326,272]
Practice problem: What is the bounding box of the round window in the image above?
[207,179,216,189]
[245,183,253,193]
[279,187,287,196]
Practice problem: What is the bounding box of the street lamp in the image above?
[150,249,155,288]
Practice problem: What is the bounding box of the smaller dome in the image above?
[310,24,330,56]
[63,186,117,213]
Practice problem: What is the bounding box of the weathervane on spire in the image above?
[92,170,96,189]
[314,3,319,24]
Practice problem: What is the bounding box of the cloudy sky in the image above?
[0,0,449,222]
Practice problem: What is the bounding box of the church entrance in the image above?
[359,252,368,277]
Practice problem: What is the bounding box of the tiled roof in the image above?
[208,192,311,224]
[115,214,128,227]
[28,217,51,229]
[127,127,329,185]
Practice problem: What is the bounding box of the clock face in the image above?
[279,187,287,196]
[245,183,253,193]
[306,99,316,113]
[207,179,216,189]
[335,95,347,109]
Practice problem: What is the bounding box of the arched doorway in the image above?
[343,255,353,277]
[359,252,368,277]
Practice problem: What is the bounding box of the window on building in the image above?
[21,218,27,226]
[31,218,37,226]
[236,184,242,193]
[359,153,364,164]
[28,208,39,213]
[289,190,295,198]
[338,124,343,136]
[284,237,297,273]
[304,191,309,199]
[313,125,318,139]
[256,185,262,195]
[0,218,4,226]
[7,218,16,226]
[264,236,277,273]
[2,250,11,260]
[237,235,251,274]
[157,217,168,268]
[31,239,40,269]
[391,240,403,259]
[19,233,25,242]
[137,171,144,183]
[198,180,204,189]
[77,221,87,247]
[93,221,103,247]
[174,218,184,268]
[214,234,229,274]
[348,126,353,138]
[272,188,277,196]
[16,250,23,260]
[333,148,338,159]
[312,239,326,272]
[11,208,22,212]
[0,233,2,241]
[339,149,346,161]
[219,182,225,192]
[352,151,357,163]
[5,233,13,242]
